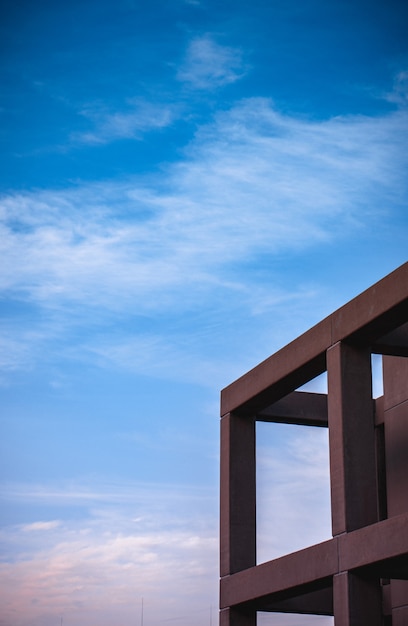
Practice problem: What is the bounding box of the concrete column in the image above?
[383,355,408,518]
[327,341,378,536]
[220,412,256,576]
[220,608,256,626]
[383,355,408,624]
[220,412,256,626]
[333,572,382,626]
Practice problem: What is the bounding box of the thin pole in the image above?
[141,597,144,626]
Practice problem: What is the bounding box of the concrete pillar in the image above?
[220,608,256,626]
[333,572,382,626]
[383,355,408,518]
[327,341,378,535]
[220,412,256,626]
[220,412,256,576]
[383,355,408,624]
[328,342,380,626]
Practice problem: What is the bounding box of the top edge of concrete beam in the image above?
[331,262,408,344]
[221,262,408,417]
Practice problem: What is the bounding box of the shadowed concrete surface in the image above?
[220,262,408,626]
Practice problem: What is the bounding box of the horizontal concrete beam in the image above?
[372,322,408,357]
[220,513,408,610]
[257,586,333,615]
[220,539,337,609]
[257,391,328,426]
[339,512,408,574]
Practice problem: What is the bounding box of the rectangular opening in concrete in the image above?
[258,613,334,626]
[371,353,384,398]
[257,611,334,626]
[256,420,331,564]
[298,371,327,394]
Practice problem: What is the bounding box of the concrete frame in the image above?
[220,262,408,626]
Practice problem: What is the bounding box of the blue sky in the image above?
[1,0,407,624]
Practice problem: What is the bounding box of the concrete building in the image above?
[220,262,408,625]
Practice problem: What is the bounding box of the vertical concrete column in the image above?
[327,341,378,535]
[328,342,381,626]
[383,355,408,624]
[383,355,408,518]
[333,572,382,626]
[220,412,256,575]
[220,608,256,626]
[220,412,256,626]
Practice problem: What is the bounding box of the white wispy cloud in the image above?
[79,332,260,386]
[0,525,218,626]
[384,69,408,107]
[1,480,216,515]
[0,480,218,626]
[21,520,61,532]
[3,100,406,307]
[0,436,334,626]
[1,100,407,380]
[72,98,179,144]
[177,34,248,89]
[0,428,335,626]
[0,331,39,375]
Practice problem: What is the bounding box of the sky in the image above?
[0,0,407,624]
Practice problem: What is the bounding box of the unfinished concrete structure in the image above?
[220,262,408,625]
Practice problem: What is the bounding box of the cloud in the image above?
[1,99,407,379]
[177,35,248,89]
[0,330,40,375]
[3,100,406,306]
[1,480,216,513]
[21,521,61,532]
[72,98,179,145]
[0,434,334,626]
[78,331,262,386]
[0,526,218,626]
[0,423,336,626]
[384,69,408,107]
[0,480,218,626]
